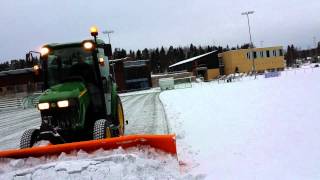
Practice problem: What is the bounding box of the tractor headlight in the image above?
[57,100,69,108]
[33,65,40,71]
[38,102,50,110]
[40,47,50,56]
[83,41,94,50]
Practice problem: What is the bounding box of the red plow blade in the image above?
[0,134,176,159]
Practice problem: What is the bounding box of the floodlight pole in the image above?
[242,11,256,79]
[102,30,114,44]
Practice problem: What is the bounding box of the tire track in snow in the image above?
[122,92,169,135]
[0,108,41,150]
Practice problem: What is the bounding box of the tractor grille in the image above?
[41,107,79,130]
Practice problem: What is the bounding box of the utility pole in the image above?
[102,30,114,44]
[242,10,256,79]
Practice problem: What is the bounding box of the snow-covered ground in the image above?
[121,91,169,135]
[160,67,320,179]
[0,147,186,179]
[0,109,40,150]
[1,66,320,179]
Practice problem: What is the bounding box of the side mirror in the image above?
[26,51,40,64]
[26,53,30,62]
[27,51,41,75]
[103,44,112,57]
[26,53,35,63]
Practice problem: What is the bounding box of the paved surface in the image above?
[0,91,169,150]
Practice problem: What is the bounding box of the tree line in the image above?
[1,42,319,73]
[285,42,320,67]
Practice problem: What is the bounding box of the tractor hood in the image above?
[39,82,87,103]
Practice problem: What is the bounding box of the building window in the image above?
[272,50,277,56]
[219,58,224,66]
[266,50,270,57]
[247,52,252,59]
[279,49,283,56]
[260,51,264,58]
[253,51,257,59]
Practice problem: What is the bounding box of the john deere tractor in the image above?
[20,27,125,148]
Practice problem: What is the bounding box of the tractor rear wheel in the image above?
[20,129,40,149]
[93,119,114,140]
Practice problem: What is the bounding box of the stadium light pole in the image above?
[102,30,114,44]
[242,10,256,79]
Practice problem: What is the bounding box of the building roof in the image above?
[169,51,217,68]
[124,60,149,68]
[109,57,132,63]
[0,68,33,77]
[219,46,283,55]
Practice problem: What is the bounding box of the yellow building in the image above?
[219,46,285,75]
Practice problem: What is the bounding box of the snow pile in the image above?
[160,67,320,179]
[0,147,201,179]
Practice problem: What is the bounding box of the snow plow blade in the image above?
[0,134,176,159]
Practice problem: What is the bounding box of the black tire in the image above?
[93,119,114,140]
[20,129,39,149]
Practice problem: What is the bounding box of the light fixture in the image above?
[57,100,69,108]
[83,41,94,50]
[99,57,105,66]
[38,103,50,110]
[40,47,50,56]
[33,65,40,71]
[90,26,99,36]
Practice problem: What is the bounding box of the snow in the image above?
[1,65,320,179]
[169,51,216,68]
[160,66,320,179]
[122,92,170,135]
[1,147,197,179]
[0,91,198,179]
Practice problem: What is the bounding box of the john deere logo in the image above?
[51,103,56,108]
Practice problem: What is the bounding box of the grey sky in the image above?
[0,0,319,61]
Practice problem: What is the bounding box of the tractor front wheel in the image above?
[20,129,40,149]
[93,119,114,140]
[116,96,125,136]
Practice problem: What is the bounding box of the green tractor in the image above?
[21,28,125,148]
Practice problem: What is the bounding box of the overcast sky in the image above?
[0,0,319,61]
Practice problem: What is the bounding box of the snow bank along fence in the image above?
[217,73,245,83]
[151,71,194,88]
[159,76,193,91]
[283,64,319,75]
[265,71,281,78]
[159,78,174,90]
